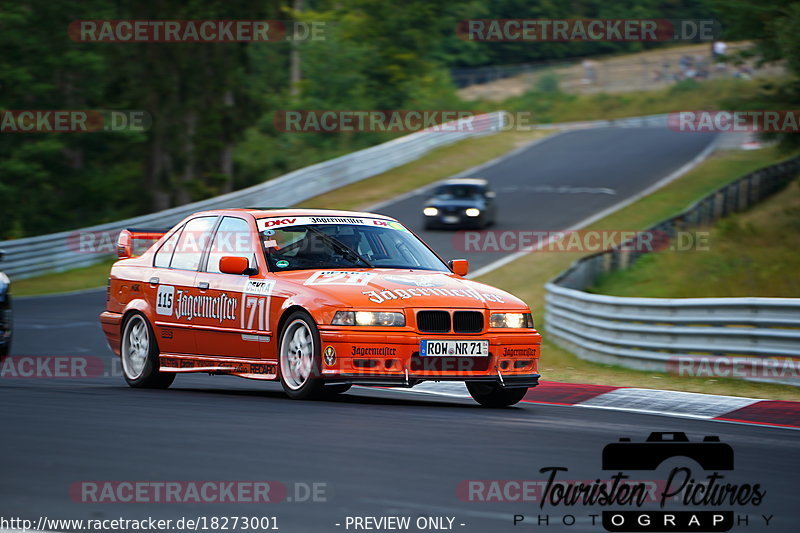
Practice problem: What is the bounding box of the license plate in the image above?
[420,339,489,357]
[443,215,460,224]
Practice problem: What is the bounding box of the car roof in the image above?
[438,178,488,186]
[191,207,399,221]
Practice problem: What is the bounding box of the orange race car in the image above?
[99,209,541,407]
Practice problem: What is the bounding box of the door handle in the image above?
[149,277,159,287]
[197,282,210,290]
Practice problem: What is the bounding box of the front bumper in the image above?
[324,374,540,388]
[424,213,483,229]
[317,327,541,388]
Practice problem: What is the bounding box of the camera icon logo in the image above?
[602,432,734,471]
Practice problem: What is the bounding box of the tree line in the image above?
[0,0,792,238]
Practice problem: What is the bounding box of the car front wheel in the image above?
[279,311,326,400]
[466,382,527,407]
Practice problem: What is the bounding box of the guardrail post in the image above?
[737,178,748,211]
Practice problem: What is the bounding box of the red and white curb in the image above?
[394,381,800,429]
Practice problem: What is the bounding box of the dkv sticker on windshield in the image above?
[257,216,407,231]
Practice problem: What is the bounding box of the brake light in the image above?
[116,230,132,258]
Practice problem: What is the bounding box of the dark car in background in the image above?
[0,250,11,359]
[422,178,496,230]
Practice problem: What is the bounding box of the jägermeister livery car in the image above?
[100,209,541,407]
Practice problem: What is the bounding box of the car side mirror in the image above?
[485,191,496,199]
[448,259,469,276]
[219,256,250,275]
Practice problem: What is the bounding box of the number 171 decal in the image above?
[304,271,376,286]
[240,279,276,332]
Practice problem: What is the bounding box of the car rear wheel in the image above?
[279,311,326,400]
[121,313,175,389]
[466,382,527,407]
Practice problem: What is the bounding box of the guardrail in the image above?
[1,112,507,280]
[545,154,800,386]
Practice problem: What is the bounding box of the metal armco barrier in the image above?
[545,154,800,386]
[1,112,508,280]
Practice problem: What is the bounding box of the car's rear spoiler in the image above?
[116,227,169,258]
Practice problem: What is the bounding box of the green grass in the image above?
[475,146,800,401]
[11,259,115,297]
[591,179,800,298]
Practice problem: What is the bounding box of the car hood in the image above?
[275,269,527,310]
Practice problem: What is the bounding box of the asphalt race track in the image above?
[4,127,798,533]
[377,127,718,271]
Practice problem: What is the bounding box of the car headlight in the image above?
[489,312,534,328]
[0,272,9,295]
[332,311,405,327]
[465,208,481,217]
[423,207,439,216]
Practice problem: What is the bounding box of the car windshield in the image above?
[433,184,484,200]
[260,220,449,272]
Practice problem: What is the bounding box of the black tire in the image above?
[466,382,527,407]
[0,302,11,361]
[323,384,352,396]
[278,310,326,400]
[120,313,175,389]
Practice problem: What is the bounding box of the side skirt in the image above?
[159,353,278,381]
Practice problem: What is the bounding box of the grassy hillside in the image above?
[590,179,800,298]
